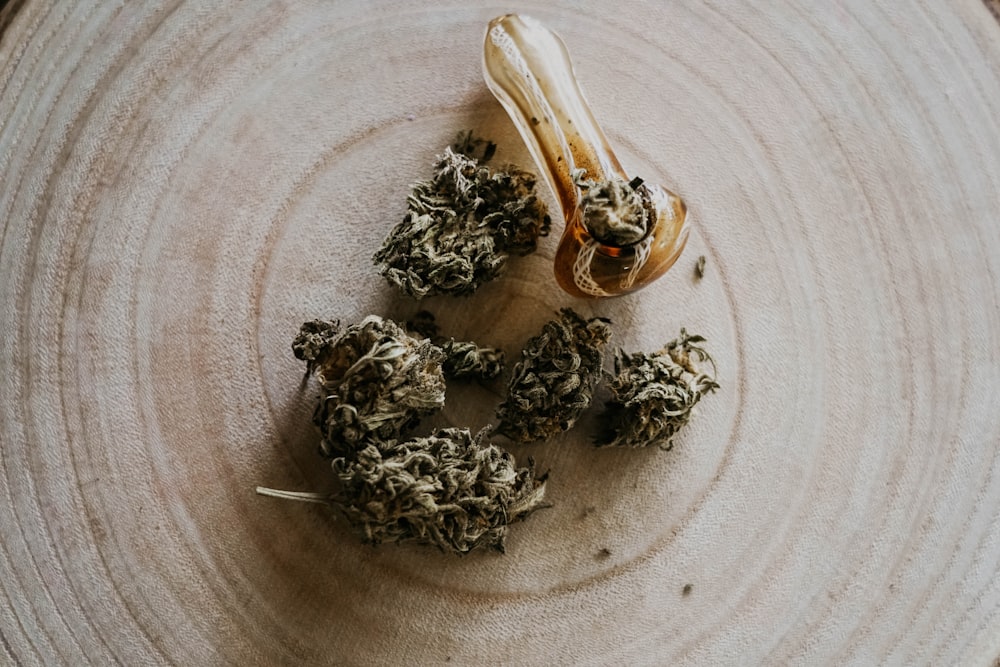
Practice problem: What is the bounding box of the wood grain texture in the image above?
[2,1,999,664]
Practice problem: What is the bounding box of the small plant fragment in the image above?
[597,329,718,450]
[407,310,504,381]
[292,316,446,458]
[372,132,551,298]
[495,308,612,443]
[695,255,706,279]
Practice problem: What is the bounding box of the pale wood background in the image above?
[2,1,1000,664]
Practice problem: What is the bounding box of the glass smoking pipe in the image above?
[483,14,689,298]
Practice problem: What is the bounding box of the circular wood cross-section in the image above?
[2,1,999,664]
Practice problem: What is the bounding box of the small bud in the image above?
[441,340,505,381]
[573,170,651,247]
[597,329,718,449]
[291,319,340,376]
[496,308,612,443]
[406,310,505,381]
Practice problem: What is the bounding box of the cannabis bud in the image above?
[373,134,551,298]
[291,319,341,376]
[407,310,505,381]
[333,428,547,553]
[496,308,612,443]
[573,169,651,247]
[293,316,446,458]
[598,329,719,449]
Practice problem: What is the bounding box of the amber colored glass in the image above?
[484,14,689,298]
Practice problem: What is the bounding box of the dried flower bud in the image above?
[407,310,505,381]
[291,319,341,375]
[333,428,547,554]
[441,341,504,381]
[373,134,551,298]
[295,316,446,457]
[496,308,612,443]
[572,169,651,247]
[598,329,719,449]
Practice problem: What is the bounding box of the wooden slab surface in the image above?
[2,1,999,664]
